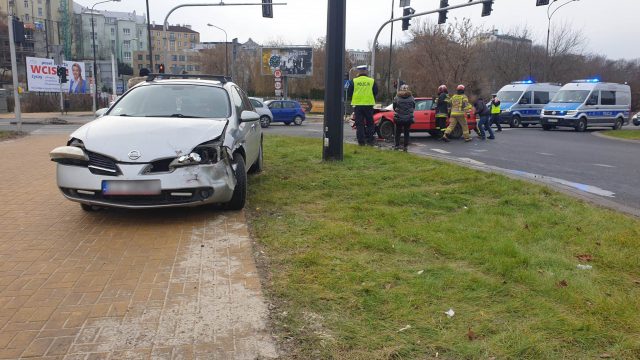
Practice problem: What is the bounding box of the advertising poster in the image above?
[26,57,89,94]
[261,47,313,77]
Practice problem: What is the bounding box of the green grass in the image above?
[247,136,640,359]
[600,129,640,140]
[0,131,27,141]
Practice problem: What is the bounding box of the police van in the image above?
[495,81,561,127]
[540,79,631,132]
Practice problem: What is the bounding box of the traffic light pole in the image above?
[161,2,286,75]
[370,0,489,79]
[7,9,22,132]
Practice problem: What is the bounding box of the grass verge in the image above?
[0,131,27,141]
[600,129,640,140]
[247,136,640,360]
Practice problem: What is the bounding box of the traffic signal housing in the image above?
[481,0,494,17]
[158,64,165,73]
[536,0,550,5]
[438,0,449,25]
[262,0,273,18]
[401,7,415,31]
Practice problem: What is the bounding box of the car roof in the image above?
[142,78,227,87]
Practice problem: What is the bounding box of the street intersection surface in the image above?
[266,121,640,216]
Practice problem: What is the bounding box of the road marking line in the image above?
[458,157,485,166]
[472,149,488,152]
[306,129,322,132]
[537,152,554,156]
[593,164,615,168]
[506,169,615,198]
[430,148,450,154]
[412,143,426,147]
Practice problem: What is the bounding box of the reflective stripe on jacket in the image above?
[450,94,471,115]
[351,76,376,106]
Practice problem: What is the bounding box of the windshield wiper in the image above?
[146,114,204,118]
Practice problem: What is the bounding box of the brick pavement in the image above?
[0,135,277,359]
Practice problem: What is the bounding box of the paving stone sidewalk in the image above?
[0,135,277,359]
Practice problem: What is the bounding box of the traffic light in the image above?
[262,0,273,18]
[481,0,494,17]
[401,7,415,31]
[438,0,449,25]
[159,64,165,73]
[12,17,25,43]
[536,0,550,5]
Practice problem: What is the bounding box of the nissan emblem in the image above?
[128,150,141,160]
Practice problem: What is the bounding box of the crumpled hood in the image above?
[544,103,581,111]
[70,116,228,162]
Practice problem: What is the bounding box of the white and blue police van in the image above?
[495,81,561,128]
[540,79,631,132]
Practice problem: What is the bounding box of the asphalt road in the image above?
[265,121,640,215]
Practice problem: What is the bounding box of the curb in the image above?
[592,130,640,144]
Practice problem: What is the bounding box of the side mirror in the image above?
[240,110,260,122]
[95,108,108,118]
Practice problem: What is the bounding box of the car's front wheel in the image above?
[224,153,246,210]
[612,118,623,130]
[379,119,395,141]
[542,124,553,131]
[293,116,303,126]
[510,116,521,128]
[260,116,271,128]
[575,118,587,132]
[633,117,640,126]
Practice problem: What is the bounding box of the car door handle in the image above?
[251,123,257,131]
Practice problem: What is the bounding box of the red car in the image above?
[372,97,478,140]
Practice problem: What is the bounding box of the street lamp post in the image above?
[545,0,579,80]
[91,0,120,112]
[207,23,228,76]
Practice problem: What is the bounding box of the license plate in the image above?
[102,180,161,195]
[547,118,558,123]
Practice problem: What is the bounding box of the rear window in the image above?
[534,92,550,104]
[601,91,616,105]
[108,84,231,119]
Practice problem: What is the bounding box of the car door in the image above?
[231,86,260,167]
[269,101,283,121]
[283,101,296,121]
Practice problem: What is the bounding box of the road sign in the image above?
[274,82,282,90]
[274,68,282,78]
[275,89,282,97]
[343,79,350,90]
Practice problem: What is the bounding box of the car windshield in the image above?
[107,84,231,118]
[552,90,590,103]
[496,91,522,103]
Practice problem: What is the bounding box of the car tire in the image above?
[575,118,587,132]
[522,123,529,128]
[450,123,463,139]
[260,116,271,128]
[293,116,303,126]
[612,118,623,130]
[542,124,553,131]
[633,118,640,126]
[510,116,521,128]
[248,139,263,174]
[379,119,395,141]
[224,153,247,210]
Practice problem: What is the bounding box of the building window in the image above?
[111,40,115,49]
[155,55,160,61]
[146,55,150,60]
[138,64,142,69]
[123,28,131,35]
[124,52,131,60]
[171,55,177,61]
[24,0,28,8]
[170,33,175,40]
[138,54,143,60]
[24,14,30,22]
[111,28,115,36]
[123,40,131,49]
[38,8,43,16]
[179,55,185,61]
[38,0,42,3]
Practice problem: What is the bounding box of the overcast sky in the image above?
[74,0,639,60]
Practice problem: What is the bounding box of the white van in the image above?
[540,79,631,132]
[495,81,561,127]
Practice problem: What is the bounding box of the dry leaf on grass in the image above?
[467,327,477,341]
[576,254,593,262]
[558,280,568,287]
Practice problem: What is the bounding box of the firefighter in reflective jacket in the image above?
[348,65,379,145]
[442,84,473,142]
[435,84,450,132]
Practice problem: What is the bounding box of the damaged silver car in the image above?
[49,74,263,211]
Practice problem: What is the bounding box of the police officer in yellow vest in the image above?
[490,94,503,132]
[348,65,379,146]
[442,84,473,142]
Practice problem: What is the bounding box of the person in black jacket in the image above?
[474,96,494,140]
[393,84,415,151]
[434,85,450,133]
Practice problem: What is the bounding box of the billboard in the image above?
[26,57,90,94]
[261,47,313,77]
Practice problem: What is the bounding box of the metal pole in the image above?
[162,2,286,75]
[146,0,153,70]
[387,0,394,101]
[7,8,22,132]
[59,53,64,115]
[111,52,116,97]
[322,0,346,161]
[91,6,98,111]
[545,0,579,81]
[207,23,228,76]
[371,0,487,79]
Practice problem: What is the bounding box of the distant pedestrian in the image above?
[474,96,494,140]
[393,84,415,151]
[434,85,450,134]
[490,94,503,132]
[442,84,472,142]
[348,65,379,146]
